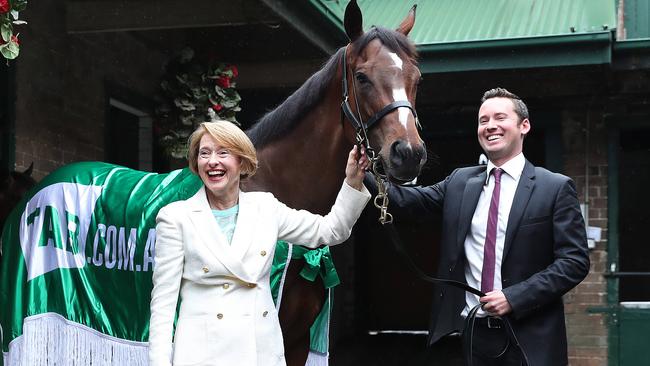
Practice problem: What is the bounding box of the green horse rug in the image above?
[0,162,337,366]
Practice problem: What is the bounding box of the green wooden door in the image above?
[618,306,650,365]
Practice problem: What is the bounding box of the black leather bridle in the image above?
[339,46,420,163]
[339,45,423,224]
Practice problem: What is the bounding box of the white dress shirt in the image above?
[462,153,525,317]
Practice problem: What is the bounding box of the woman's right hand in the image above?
[344,145,369,191]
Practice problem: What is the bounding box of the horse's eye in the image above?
[355,72,369,84]
[418,76,424,85]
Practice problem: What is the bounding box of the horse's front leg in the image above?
[279,259,326,366]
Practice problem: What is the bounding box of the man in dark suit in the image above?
[376,88,590,365]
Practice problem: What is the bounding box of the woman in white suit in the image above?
[149,121,371,366]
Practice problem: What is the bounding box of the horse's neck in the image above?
[243,104,351,215]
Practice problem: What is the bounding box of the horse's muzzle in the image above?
[386,139,427,183]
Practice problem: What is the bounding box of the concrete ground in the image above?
[330,334,463,366]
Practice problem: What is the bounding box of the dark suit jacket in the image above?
[381,160,590,366]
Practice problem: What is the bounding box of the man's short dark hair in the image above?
[481,87,529,122]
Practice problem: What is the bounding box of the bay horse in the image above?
[243,1,425,364]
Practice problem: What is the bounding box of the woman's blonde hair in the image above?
[187,121,258,179]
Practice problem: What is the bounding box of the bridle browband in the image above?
[339,45,530,366]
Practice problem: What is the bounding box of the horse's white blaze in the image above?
[388,52,414,142]
[392,88,409,129]
[388,52,403,70]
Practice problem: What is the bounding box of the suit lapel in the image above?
[456,170,487,254]
[187,187,253,282]
[503,160,536,260]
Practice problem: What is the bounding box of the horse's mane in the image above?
[246,26,417,148]
[246,48,345,147]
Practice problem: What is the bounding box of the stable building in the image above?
[1,1,649,365]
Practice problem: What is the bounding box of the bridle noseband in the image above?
[339,46,420,224]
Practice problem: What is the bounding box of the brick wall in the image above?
[12,0,167,180]
[562,108,609,366]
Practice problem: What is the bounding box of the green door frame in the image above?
[600,118,650,366]
[606,124,620,366]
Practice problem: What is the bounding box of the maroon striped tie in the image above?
[481,168,502,293]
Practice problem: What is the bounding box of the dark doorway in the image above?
[613,126,650,366]
[106,105,140,169]
[105,98,154,171]
[618,128,650,302]
[0,62,15,170]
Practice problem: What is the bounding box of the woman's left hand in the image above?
[344,145,370,191]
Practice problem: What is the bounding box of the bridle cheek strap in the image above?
[341,97,363,131]
[340,48,419,137]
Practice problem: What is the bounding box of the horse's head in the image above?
[342,0,426,184]
[0,163,36,228]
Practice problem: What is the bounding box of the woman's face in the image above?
[197,134,242,207]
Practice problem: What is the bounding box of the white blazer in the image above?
[148,182,370,366]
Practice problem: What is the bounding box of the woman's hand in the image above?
[344,145,370,191]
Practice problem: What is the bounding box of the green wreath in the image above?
[155,47,241,158]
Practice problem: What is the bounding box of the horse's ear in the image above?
[24,162,34,177]
[344,0,363,42]
[396,4,416,36]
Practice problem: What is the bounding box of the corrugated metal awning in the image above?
[306,0,617,72]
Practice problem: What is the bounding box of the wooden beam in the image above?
[259,0,346,54]
[66,0,280,33]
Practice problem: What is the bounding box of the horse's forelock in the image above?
[351,26,418,62]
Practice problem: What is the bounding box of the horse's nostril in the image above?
[390,140,406,165]
[387,140,427,182]
[389,140,427,176]
[390,140,426,160]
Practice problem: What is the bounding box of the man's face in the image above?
[477,97,530,166]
